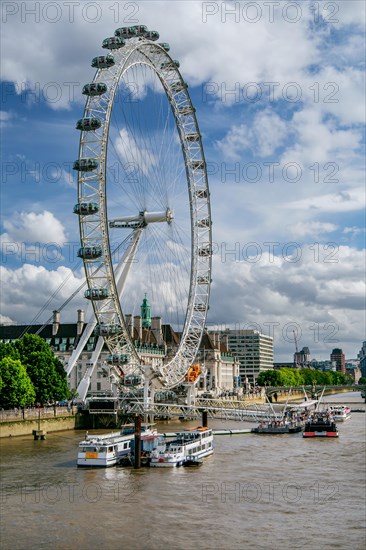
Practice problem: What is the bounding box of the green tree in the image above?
[0,357,36,408]
[0,342,20,362]
[15,334,68,404]
[358,377,366,385]
[257,370,280,386]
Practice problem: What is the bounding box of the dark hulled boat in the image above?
[303,412,339,438]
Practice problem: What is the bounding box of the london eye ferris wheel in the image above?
[73,25,212,390]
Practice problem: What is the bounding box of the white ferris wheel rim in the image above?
[75,31,212,388]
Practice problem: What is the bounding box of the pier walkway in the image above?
[127,399,280,422]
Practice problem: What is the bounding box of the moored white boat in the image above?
[150,427,213,467]
[327,405,351,422]
[77,424,159,467]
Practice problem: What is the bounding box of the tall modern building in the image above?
[330,348,346,374]
[357,341,366,377]
[294,346,310,367]
[223,329,273,384]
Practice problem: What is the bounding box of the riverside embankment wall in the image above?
[0,414,86,438]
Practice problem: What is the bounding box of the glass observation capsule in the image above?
[114,26,137,38]
[158,42,170,51]
[194,303,207,311]
[144,30,159,41]
[178,106,196,116]
[161,60,180,70]
[123,375,142,386]
[76,118,101,131]
[186,133,200,142]
[195,189,208,199]
[198,246,211,257]
[107,354,128,364]
[130,25,148,36]
[102,36,125,49]
[197,217,210,227]
[91,55,115,69]
[73,158,99,172]
[73,202,99,215]
[82,82,107,96]
[170,82,188,93]
[191,160,205,170]
[84,288,109,300]
[95,324,122,336]
[77,246,102,260]
[197,276,210,284]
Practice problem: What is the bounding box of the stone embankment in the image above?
[0,407,85,438]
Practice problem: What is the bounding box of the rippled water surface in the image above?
[1,392,365,550]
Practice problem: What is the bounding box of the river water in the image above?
[1,392,365,550]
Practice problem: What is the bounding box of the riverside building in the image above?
[0,299,239,398]
[330,348,346,374]
[222,329,274,385]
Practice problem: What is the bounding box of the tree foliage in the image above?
[0,335,69,407]
[0,357,36,408]
[0,342,20,362]
[14,334,69,403]
[257,367,351,387]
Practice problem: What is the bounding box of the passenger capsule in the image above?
[76,118,101,131]
[194,303,207,312]
[197,218,210,227]
[186,133,200,142]
[123,375,142,386]
[82,82,107,96]
[130,25,148,36]
[191,160,205,170]
[145,30,159,41]
[197,276,210,284]
[91,55,115,69]
[95,324,122,336]
[114,26,137,38]
[73,158,99,172]
[73,202,99,215]
[158,43,170,51]
[178,106,195,116]
[195,189,208,199]
[107,354,128,364]
[198,246,211,257]
[84,288,109,300]
[102,36,125,49]
[77,246,102,259]
[160,60,180,70]
[170,81,187,93]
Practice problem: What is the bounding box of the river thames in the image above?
[1,392,365,550]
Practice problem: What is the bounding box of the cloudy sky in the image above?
[1,1,365,362]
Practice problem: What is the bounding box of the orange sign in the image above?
[86,452,98,459]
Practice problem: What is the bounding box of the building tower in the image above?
[141,294,151,329]
[330,348,345,374]
[225,329,273,384]
[357,341,366,377]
